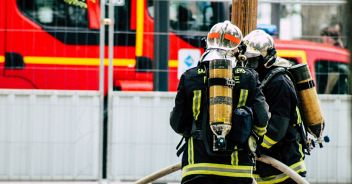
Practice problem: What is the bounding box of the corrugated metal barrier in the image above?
[0,90,100,180]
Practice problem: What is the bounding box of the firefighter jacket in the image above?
[170,62,270,183]
[254,66,306,184]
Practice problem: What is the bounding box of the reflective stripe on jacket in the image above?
[253,160,306,184]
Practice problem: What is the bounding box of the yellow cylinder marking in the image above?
[209,69,232,78]
[209,104,232,125]
[298,88,324,126]
[209,86,232,97]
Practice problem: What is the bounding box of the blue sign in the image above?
[257,24,278,36]
[184,55,194,67]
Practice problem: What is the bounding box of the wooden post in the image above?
[231,0,258,36]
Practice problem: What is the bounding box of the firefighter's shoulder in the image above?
[236,68,258,81]
[183,66,205,78]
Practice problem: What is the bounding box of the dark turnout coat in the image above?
[170,62,270,184]
[254,66,307,184]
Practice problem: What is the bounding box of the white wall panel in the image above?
[2,91,347,182]
[304,95,351,183]
[108,92,181,182]
[0,90,100,180]
[109,93,351,184]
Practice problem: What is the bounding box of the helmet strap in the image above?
[263,47,277,68]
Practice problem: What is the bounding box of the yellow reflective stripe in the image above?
[237,89,248,107]
[182,163,253,178]
[191,137,194,164]
[136,0,144,56]
[0,55,4,63]
[23,56,135,66]
[192,90,201,120]
[296,107,302,125]
[187,137,194,165]
[231,146,238,165]
[253,125,267,136]
[290,160,306,172]
[254,174,289,184]
[187,138,191,164]
[168,60,178,67]
[295,107,305,160]
[254,160,306,184]
[261,142,271,149]
[261,135,277,149]
[298,143,304,160]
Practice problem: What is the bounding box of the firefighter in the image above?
[242,29,307,184]
[170,21,270,184]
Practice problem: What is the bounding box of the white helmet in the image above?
[206,20,243,51]
[243,29,277,68]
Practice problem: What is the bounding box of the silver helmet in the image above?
[243,29,277,68]
[206,20,243,51]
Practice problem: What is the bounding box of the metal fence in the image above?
[108,92,351,183]
[0,90,350,183]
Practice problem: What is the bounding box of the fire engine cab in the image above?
[0,0,349,94]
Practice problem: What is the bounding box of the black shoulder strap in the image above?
[260,67,287,89]
[260,66,299,100]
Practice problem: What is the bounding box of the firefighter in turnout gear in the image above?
[170,21,270,184]
[243,30,307,184]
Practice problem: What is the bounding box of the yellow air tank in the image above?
[288,64,325,143]
[209,59,233,151]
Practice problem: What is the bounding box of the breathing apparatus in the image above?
[204,20,244,151]
[288,64,326,148]
[243,29,327,150]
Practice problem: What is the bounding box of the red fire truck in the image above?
[0,0,349,93]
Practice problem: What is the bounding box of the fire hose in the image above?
[134,155,309,184]
[134,163,181,184]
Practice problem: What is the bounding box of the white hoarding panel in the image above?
[0,90,100,180]
[109,93,351,183]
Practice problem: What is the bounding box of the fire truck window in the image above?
[113,1,130,31]
[148,1,227,32]
[171,2,212,31]
[18,0,88,28]
[315,61,350,94]
[147,1,227,48]
[147,0,154,17]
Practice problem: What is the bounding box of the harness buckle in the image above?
[226,79,236,88]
